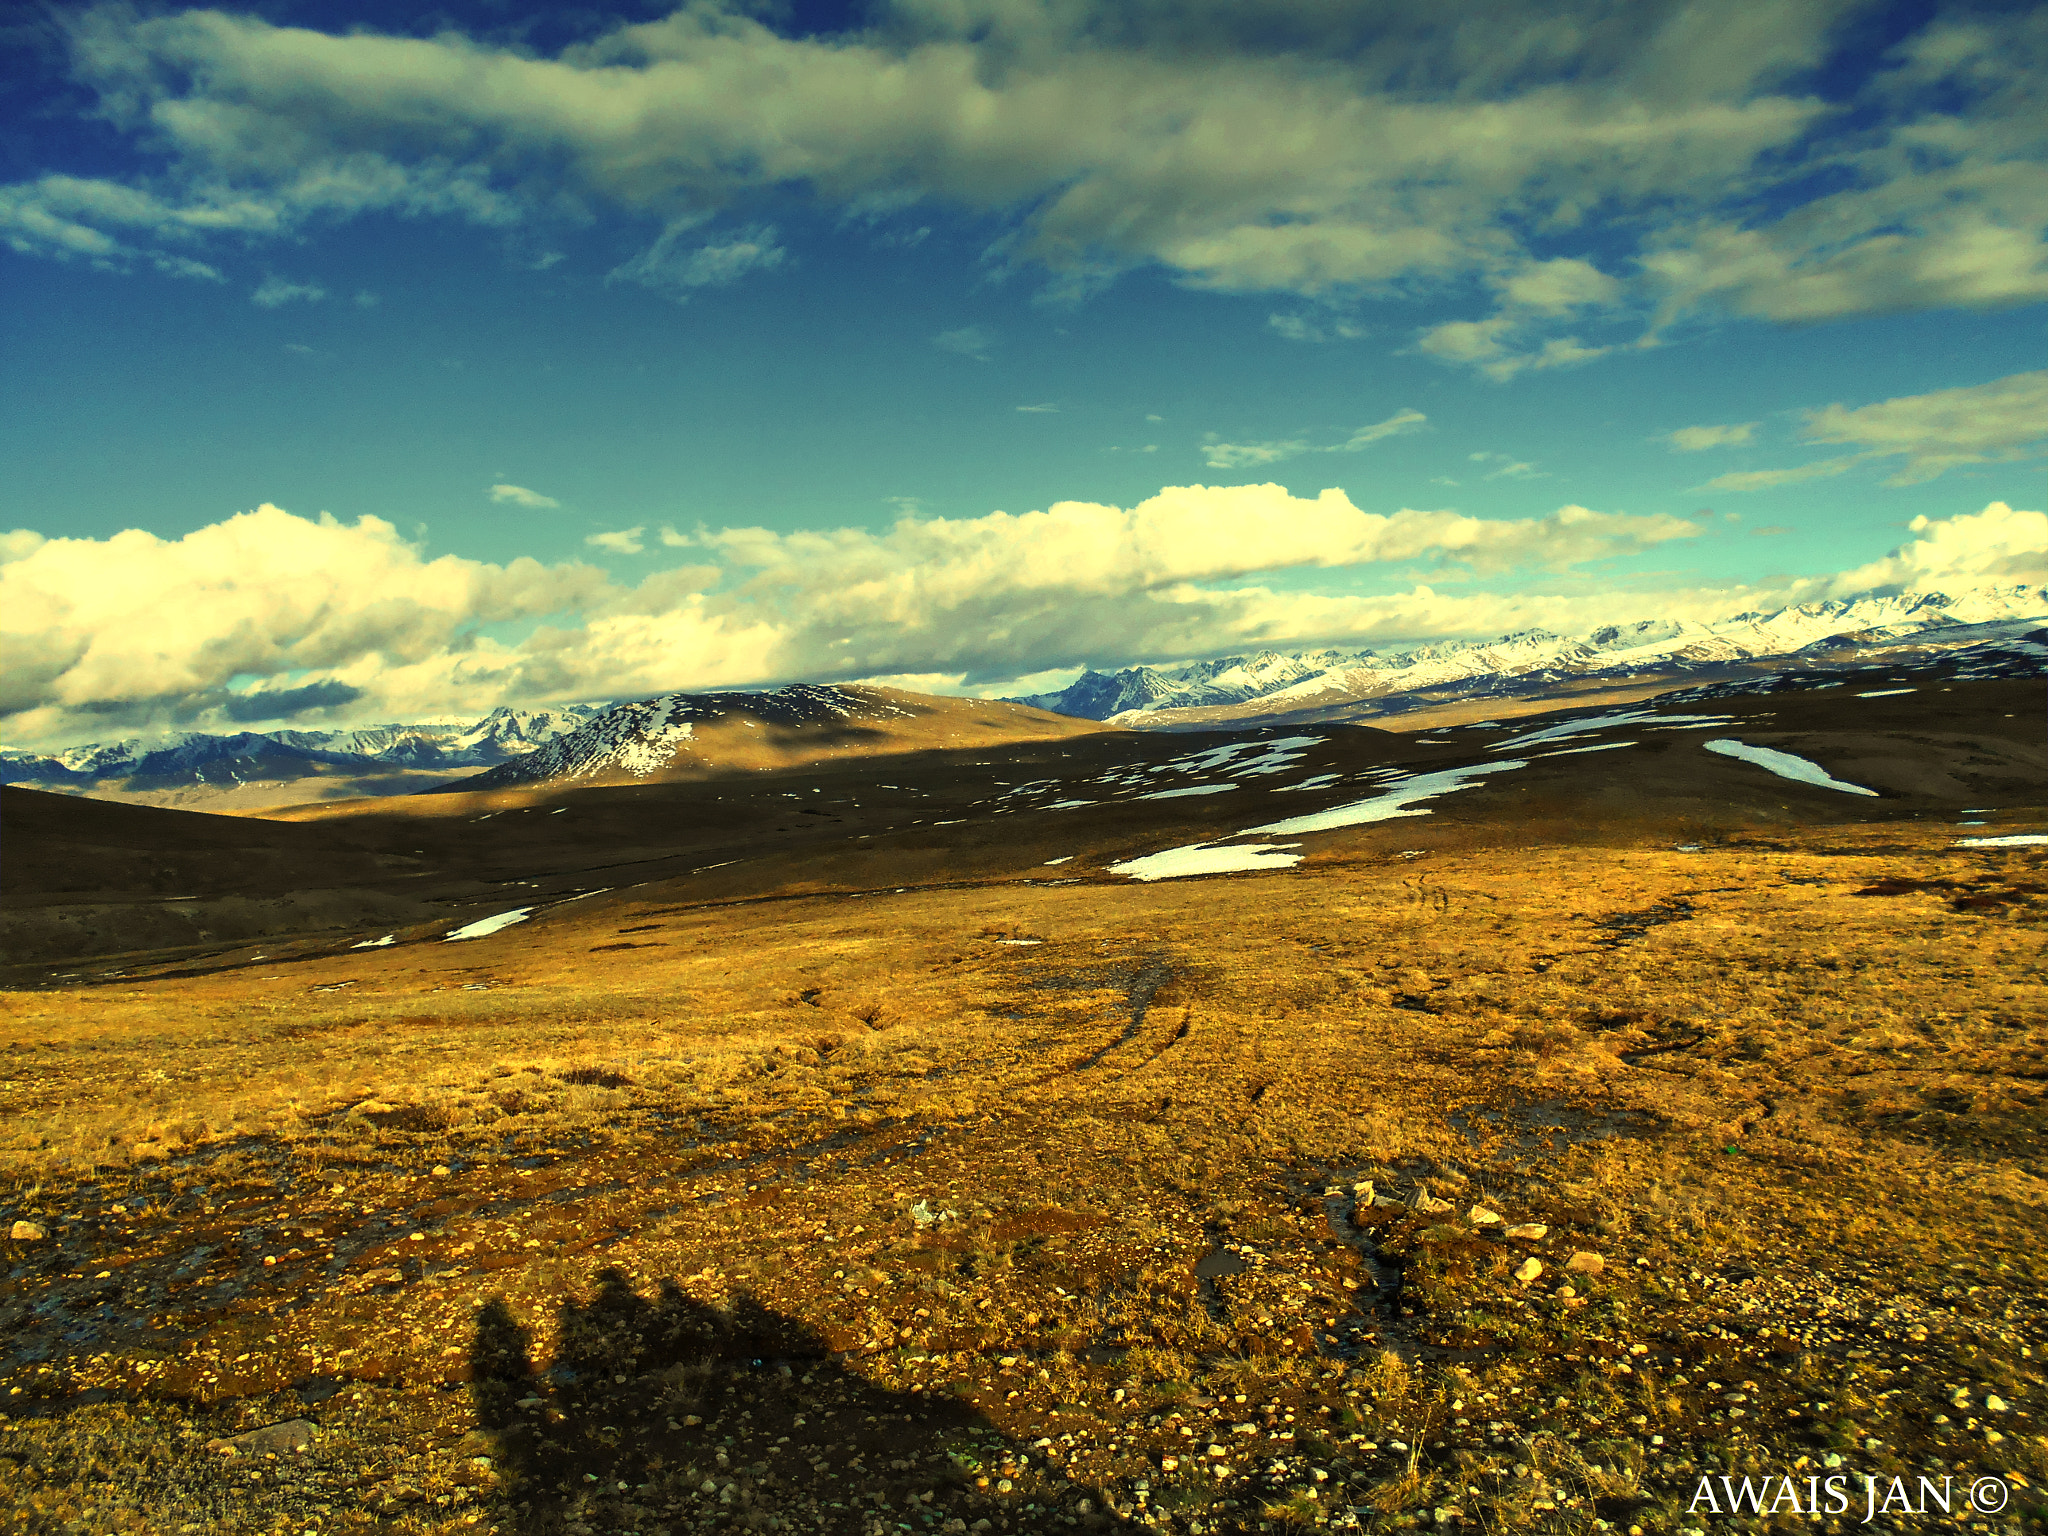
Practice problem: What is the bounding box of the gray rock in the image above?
[208,1419,316,1457]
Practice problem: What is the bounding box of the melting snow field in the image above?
[444,908,534,942]
[1955,834,2048,847]
[350,934,395,949]
[1703,740,1877,796]
[1108,842,1303,882]
[1245,762,1528,835]
[1856,688,1918,698]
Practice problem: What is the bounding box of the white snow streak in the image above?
[444,908,535,941]
[1702,740,1877,796]
[1244,762,1527,835]
[1109,843,1303,882]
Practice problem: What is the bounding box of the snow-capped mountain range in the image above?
[0,705,603,792]
[1018,587,2048,723]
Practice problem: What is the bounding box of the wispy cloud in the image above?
[933,325,995,360]
[586,527,645,554]
[1802,370,2048,486]
[1268,313,1366,344]
[252,276,325,308]
[489,483,560,509]
[1203,408,1425,470]
[608,221,785,298]
[1015,402,1059,413]
[1701,457,1861,493]
[1469,452,1545,481]
[1663,422,1758,451]
[1701,370,2048,491]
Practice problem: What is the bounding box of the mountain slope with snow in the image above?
[456,684,1114,790]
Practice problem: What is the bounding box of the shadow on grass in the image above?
[469,1267,1149,1536]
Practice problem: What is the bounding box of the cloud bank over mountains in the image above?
[4,489,2042,748]
[4,1,2043,375]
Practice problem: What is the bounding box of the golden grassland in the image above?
[2,821,2046,1535]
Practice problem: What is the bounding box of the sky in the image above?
[2,0,2046,747]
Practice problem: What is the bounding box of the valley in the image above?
[1,667,2044,1535]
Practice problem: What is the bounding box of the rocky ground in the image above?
[3,758,2046,1534]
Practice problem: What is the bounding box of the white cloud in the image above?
[1823,502,2048,593]
[934,325,995,360]
[1015,402,1059,413]
[1801,369,2048,485]
[11,490,2044,747]
[608,221,785,297]
[0,505,610,739]
[1701,369,2048,490]
[490,483,561,509]
[0,486,1701,743]
[252,276,325,307]
[1664,422,1758,451]
[14,1,2041,369]
[1203,407,1424,469]
[1699,456,1862,493]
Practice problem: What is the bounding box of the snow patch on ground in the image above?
[1702,740,1878,796]
[351,934,395,949]
[1536,741,1637,758]
[1109,842,1303,881]
[1138,784,1238,800]
[1042,856,1074,865]
[1856,688,1918,698]
[1274,772,1344,792]
[1245,762,1528,834]
[445,908,535,942]
[1955,833,2048,847]
[1493,710,1730,750]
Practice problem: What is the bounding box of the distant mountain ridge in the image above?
[1016,586,2048,723]
[0,704,602,795]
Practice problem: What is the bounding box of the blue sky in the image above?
[2,0,2045,745]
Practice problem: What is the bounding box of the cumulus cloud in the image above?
[490,483,561,509]
[1202,408,1425,469]
[1,486,1703,744]
[252,276,325,307]
[1664,422,1758,451]
[1700,370,2048,490]
[10,491,2044,747]
[12,2,2043,368]
[0,505,611,741]
[1823,502,2048,593]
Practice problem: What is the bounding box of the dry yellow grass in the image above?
[2,819,2045,1534]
